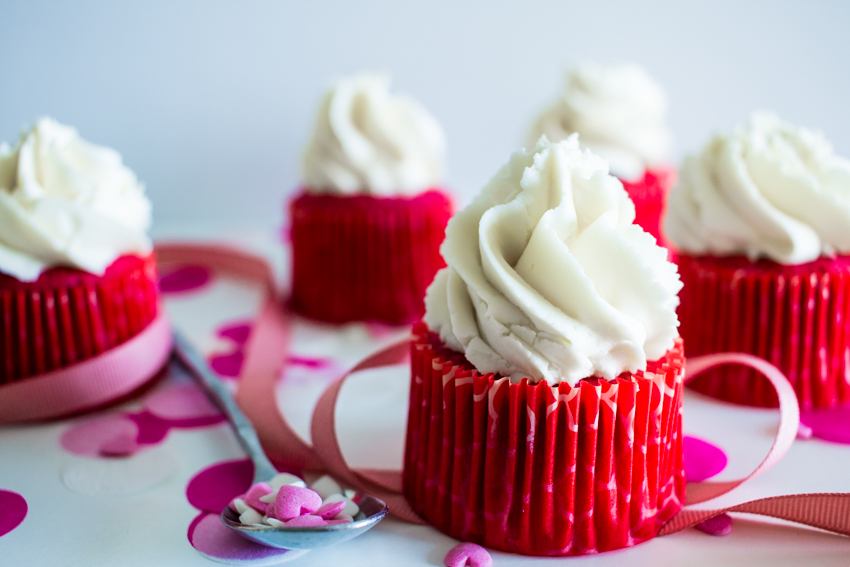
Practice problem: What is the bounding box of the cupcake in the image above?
[527,62,674,245]
[289,73,454,325]
[666,112,850,409]
[0,118,164,406]
[404,135,685,555]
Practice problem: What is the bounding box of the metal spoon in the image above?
[173,331,388,550]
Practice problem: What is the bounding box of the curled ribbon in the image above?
[158,242,850,539]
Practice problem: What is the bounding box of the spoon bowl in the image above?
[173,331,389,551]
[220,492,388,549]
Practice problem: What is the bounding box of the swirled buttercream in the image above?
[664,112,850,265]
[0,118,152,281]
[425,135,681,384]
[302,73,445,196]
[527,62,671,181]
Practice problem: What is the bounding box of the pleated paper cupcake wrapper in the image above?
[403,324,686,556]
[289,189,453,325]
[677,253,850,409]
[0,254,160,384]
[620,167,675,248]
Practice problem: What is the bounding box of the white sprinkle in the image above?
[269,473,307,491]
[239,508,265,525]
[232,498,250,515]
[322,493,359,517]
[310,475,343,500]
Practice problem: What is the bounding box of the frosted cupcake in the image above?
[404,135,685,555]
[290,73,454,325]
[666,112,850,409]
[0,118,161,388]
[527,62,673,245]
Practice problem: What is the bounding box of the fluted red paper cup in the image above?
[289,189,453,325]
[0,254,160,385]
[677,253,850,410]
[403,323,686,556]
[620,167,675,247]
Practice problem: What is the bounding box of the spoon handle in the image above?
[174,330,278,484]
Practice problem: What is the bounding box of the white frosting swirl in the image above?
[301,73,446,196]
[527,62,671,181]
[665,112,850,265]
[425,136,681,385]
[0,118,152,281]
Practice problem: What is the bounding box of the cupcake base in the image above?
[403,323,686,556]
[677,253,850,409]
[289,189,453,325]
[620,167,675,247]
[0,254,160,385]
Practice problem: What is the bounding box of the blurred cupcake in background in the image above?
[289,73,454,325]
[666,112,850,409]
[527,62,673,245]
[405,135,685,556]
[0,117,161,387]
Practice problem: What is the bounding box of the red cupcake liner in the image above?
[0,254,160,385]
[289,189,453,325]
[620,167,675,247]
[403,323,686,556]
[677,253,850,409]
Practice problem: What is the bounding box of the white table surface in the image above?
[2,228,850,567]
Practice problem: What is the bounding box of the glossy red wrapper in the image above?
[403,323,686,556]
[678,253,850,409]
[289,189,453,325]
[0,254,160,385]
[620,167,675,248]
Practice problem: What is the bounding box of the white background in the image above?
[1,0,849,232]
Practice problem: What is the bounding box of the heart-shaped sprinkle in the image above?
[265,517,285,528]
[310,475,343,500]
[314,501,346,520]
[283,515,326,527]
[272,486,323,521]
[269,473,307,491]
[238,508,265,526]
[694,513,733,536]
[332,513,353,523]
[259,490,278,504]
[243,483,272,513]
[444,542,492,567]
[322,493,359,518]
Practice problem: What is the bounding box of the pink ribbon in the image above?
[4,242,848,541]
[0,313,172,423]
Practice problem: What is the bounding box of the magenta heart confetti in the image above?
[800,405,850,445]
[159,264,212,294]
[186,459,254,514]
[683,435,728,482]
[209,350,245,378]
[216,321,253,346]
[0,491,27,537]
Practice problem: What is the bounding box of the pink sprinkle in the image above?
[695,513,733,536]
[444,542,492,567]
[271,485,323,521]
[325,518,352,525]
[283,515,326,527]
[243,483,273,514]
[797,423,814,440]
[314,501,346,520]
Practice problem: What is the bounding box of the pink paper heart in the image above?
[188,511,304,562]
[144,383,223,424]
[0,490,27,538]
[444,542,492,567]
[208,350,245,379]
[159,265,212,294]
[683,435,728,482]
[60,415,141,457]
[801,406,850,444]
[217,321,253,346]
[186,459,254,514]
[271,486,323,521]
[694,513,733,536]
